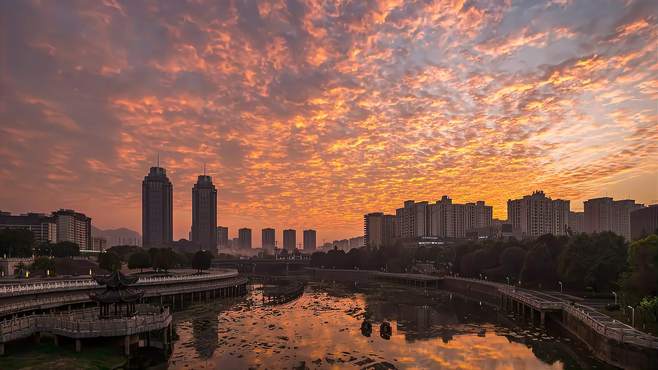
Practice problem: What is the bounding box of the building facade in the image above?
[507,191,570,238]
[0,212,57,245]
[283,229,296,251]
[584,197,644,240]
[238,228,252,249]
[262,228,275,251]
[364,213,396,248]
[303,229,317,252]
[53,209,92,250]
[630,205,658,241]
[91,237,107,252]
[568,211,585,234]
[142,166,173,247]
[216,226,228,250]
[191,175,217,250]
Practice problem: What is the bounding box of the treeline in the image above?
[0,229,82,258]
[311,232,658,303]
[99,245,213,273]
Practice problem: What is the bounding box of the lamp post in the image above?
[558,281,563,293]
[506,276,510,285]
[612,291,617,305]
[627,306,635,327]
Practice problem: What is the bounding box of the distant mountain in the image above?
[91,226,141,247]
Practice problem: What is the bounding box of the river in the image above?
[167,280,613,369]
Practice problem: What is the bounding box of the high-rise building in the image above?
[262,228,275,251]
[0,211,57,244]
[53,209,92,249]
[428,196,493,239]
[238,228,252,249]
[507,191,570,238]
[192,175,217,251]
[283,229,296,251]
[142,166,173,247]
[395,200,430,239]
[91,237,107,252]
[216,226,228,250]
[349,236,364,250]
[364,212,396,248]
[584,197,644,240]
[631,205,658,240]
[303,229,316,251]
[568,211,585,234]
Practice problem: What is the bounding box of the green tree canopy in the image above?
[30,256,56,276]
[98,251,122,272]
[128,250,152,272]
[52,241,80,258]
[621,234,658,303]
[0,229,34,258]
[150,248,178,272]
[191,250,213,272]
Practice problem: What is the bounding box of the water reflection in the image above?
[169,281,612,369]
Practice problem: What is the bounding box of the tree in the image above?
[30,256,56,276]
[107,245,142,261]
[499,247,526,279]
[0,229,34,258]
[558,232,627,291]
[150,248,178,272]
[52,241,80,258]
[191,250,213,272]
[98,251,122,271]
[128,250,152,272]
[621,234,658,303]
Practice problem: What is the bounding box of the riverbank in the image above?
[1,338,127,370]
[307,268,658,370]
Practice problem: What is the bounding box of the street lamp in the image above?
[506,276,510,285]
[612,291,617,305]
[558,281,563,293]
[627,306,635,327]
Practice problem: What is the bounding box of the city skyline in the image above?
[1,0,657,243]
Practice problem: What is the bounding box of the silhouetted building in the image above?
[428,196,493,239]
[91,237,107,252]
[283,229,296,251]
[192,175,217,250]
[142,166,173,247]
[0,211,57,244]
[364,212,396,248]
[568,211,585,234]
[216,226,228,250]
[53,209,92,250]
[262,228,275,251]
[507,191,570,238]
[630,205,658,240]
[238,228,252,249]
[584,197,644,240]
[303,229,316,251]
[349,236,364,250]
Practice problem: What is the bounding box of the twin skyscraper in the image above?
[142,165,217,250]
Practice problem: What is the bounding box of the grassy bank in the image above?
[2,340,127,370]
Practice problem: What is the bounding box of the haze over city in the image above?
[1,0,656,244]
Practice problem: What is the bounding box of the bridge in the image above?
[0,269,248,318]
[212,258,310,274]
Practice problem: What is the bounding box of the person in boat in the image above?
[361,320,372,337]
[380,321,392,339]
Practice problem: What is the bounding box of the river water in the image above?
[168,281,612,369]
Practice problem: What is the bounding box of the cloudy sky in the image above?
[1,0,656,244]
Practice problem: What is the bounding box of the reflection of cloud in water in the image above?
[169,282,608,369]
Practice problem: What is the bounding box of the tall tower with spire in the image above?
[142,160,173,247]
[192,167,217,251]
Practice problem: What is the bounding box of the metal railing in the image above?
[0,306,171,342]
[0,270,238,296]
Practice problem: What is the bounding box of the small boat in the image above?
[380,321,392,339]
[361,320,372,337]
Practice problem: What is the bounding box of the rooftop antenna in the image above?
[203,162,206,176]
[156,152,160,167]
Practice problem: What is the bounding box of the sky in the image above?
[0,0,657,245]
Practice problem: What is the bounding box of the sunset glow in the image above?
[1,0,656,243]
